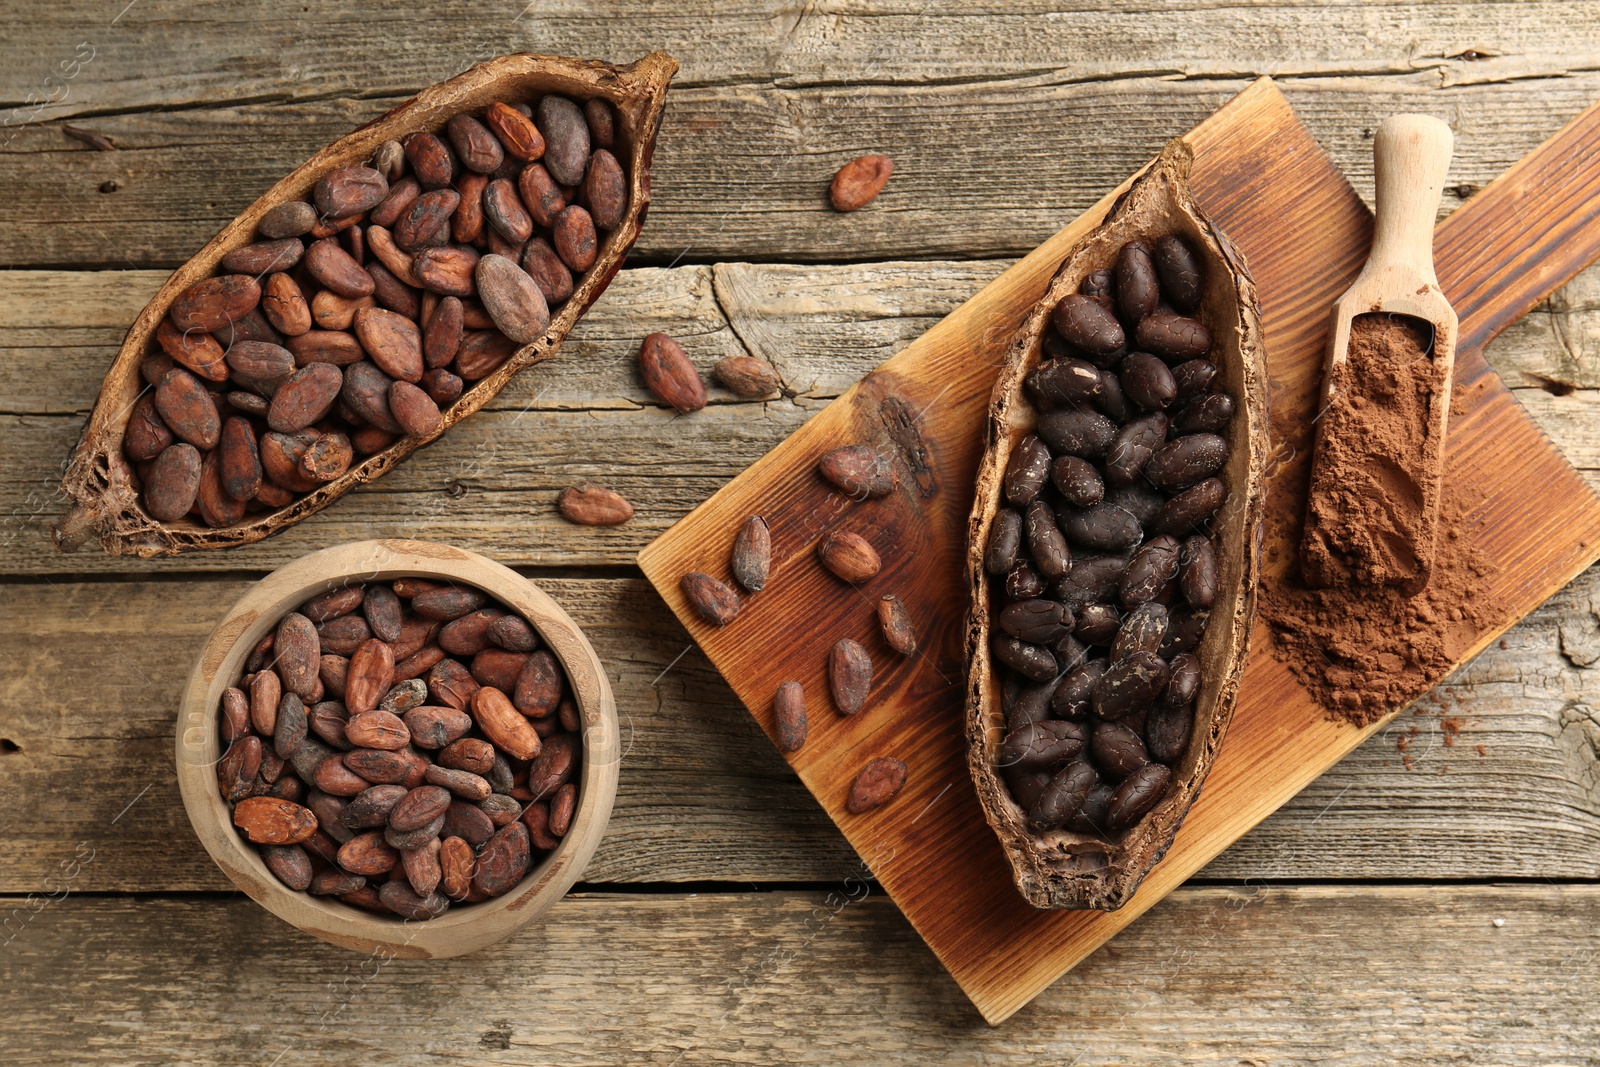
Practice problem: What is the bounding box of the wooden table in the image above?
[3,3,1600,1061]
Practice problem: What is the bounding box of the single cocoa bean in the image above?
[829,155,893,212]
[846,755,907,813]
[829,638,872,714]
[773,681,807,753]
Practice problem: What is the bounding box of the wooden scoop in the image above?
[1300,114,1457,595]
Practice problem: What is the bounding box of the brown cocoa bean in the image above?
[829,637,872,715]
[439,835,475,899]
[517,163,567,228]
[196,450,246,528]
[845,755,907,813]
[520,238,574,307]
[305,238,374,299]
[309,698,351,749]
[337,830,399,875]
[402,131,456,189]
[712,355,781,399]
[273,612,320,697]
[414,245,480,298]
[773,680,807,753]
[224,339,296,383]
[454,329,515,380]
[366,262,421,319]
[345,709,410,750]
[249,668,282,736]
[556,484,632,526]
[1171,392,1235,436]
[298,431,352,482]
[286,329,364,367]
[370,174,420,227]
[818,445,896,499]
[471,686,542,760]
[401,836,445,898]
[221,237,304,275]
[636,332,705,412]
[142,442,202,521]
[342,747,413,786]
[443,799,496,846]
[266,362,342,433]
[424,764,492,802]
[437,609,501,658]
[446,114,504,175]
[1038,404,1118,459]
[427,658,480,709]
[730,515,771,592]
[124,393,174,461]
[394,188,461,251]
[388,784,452,832]
[422,295,464,367]
[482,177,533,243]
[171,275,261,333]
[552,205,597,271]
[513,650,562,717]
[404,705,472,750]
[877,594,917,656]
[472,821,531,897]
[584,98,615,147]
[155,320,229,382]
[680,571,741,626]
[382,380,440,437]
[486,101,545,161]
[258,200,317,239]
[476,253,550,344]
[218,735,263,802]
[1178,535,1217,608]
[341,361,404,433]
[316,613,372,655]
[549,783,577,837]
[303,586,363,623]
[347,305,423,383]
[344,637,395,716]
[818,529,881,584]
[536,95,590,185]
[232,796,317,845]
[829,154,893,212]
[220,686,251,744]
[411,586,489,621]
[526,732,577,800]
[314,165,388,219]
[155,368,221,450]
[583,149,628,230]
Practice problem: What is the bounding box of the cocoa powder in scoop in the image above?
[1300,313,1438,590]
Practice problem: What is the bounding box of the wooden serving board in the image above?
[637,78,1600,1024]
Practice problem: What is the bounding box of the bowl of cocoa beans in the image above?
[175,538,618,957]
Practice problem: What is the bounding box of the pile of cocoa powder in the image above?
[1261,315,1497,727]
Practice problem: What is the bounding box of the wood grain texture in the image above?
[638,80,1600,1022]
[3,571,1600,893]
[2,888,1598,1065]
[10,71,1600,267]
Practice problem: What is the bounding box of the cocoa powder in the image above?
[1261,365,1496,727]
[1301,314,1437,589]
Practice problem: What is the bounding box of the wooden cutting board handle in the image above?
[1368,115,1454,289]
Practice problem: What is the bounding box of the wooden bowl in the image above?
[175,539,619,956]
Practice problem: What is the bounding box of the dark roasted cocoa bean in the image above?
[1092,650,1170,720]
[1050,659,1106,718]
[1068,604,1120,646]
[1116,239,1160,323]
[1091,721,1149,780]
[1136,311,1211,361]
[1024,500,1071,580]
[1162,652,1201,709]
[1003,434,1051,506]
[1146,702,1194,764]
[1145,433,1229,491]
[985,508,1022,576]
[1028,356,1103,408]
[1066,781,1116,836]
[1001,720,1086,771]
[1050,455,1105,508]
[1159,607,1209,659]
[998,599,1072,645]
[1004,561,1046,602]
[1107,762,1171,830]
[1028,760,1097,831]
[1119,351,1177,411]
[1103,412,1168,487]
[1055,556,1127,611]
[1171,359,1217,402]
[1110,602,1168,662]
[1151,477,1226,537]
[1171,391,1235,435]
[1121,535,1182,606]
[991,634,1057,683]
[829,638,872,714]
[1051,295,1124,360]
[1037,405,1118,458]
[1060,502,1143,553]
[1178,536,1217,608]
[1005,767,1052,811]
[1154,234,1203,312]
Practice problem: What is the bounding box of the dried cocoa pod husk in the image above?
[56,52,676,558]
[963,142,1266,911]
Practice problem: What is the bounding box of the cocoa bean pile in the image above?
[985,234,1233,838]
[216,577,582,918]
[127,94,627,526]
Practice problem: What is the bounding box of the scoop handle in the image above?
[1369,114,1454,288]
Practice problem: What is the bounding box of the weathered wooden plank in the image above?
[1,569,1597,892]
[6,73,1600,266]
[1,887,1597,1062]
[3,260,1598,574]
[4,0,1598,108]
